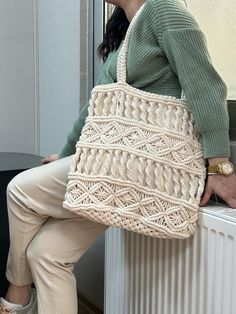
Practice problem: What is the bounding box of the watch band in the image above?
[208,165,219,173]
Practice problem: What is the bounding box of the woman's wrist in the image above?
[207,157,235,176]
[207,157,229,166]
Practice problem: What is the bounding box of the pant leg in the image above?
[26,216,107,314]
[6,155,108,313]
[6,155,85,284]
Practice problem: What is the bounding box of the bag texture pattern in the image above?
[63,4,206,239]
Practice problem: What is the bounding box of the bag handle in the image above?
[116,2,186,101]
[117,3,145,83]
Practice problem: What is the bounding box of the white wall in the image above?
[0,0,36,153]
[187,0,236,100]
[37,0,80,156]
[0,0,81,156]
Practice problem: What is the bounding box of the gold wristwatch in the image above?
[208,161,234,176]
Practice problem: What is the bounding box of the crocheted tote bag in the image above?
[63,4,206,239]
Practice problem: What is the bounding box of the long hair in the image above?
[97,1,187,61]
[97,6,129,61]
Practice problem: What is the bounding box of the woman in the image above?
[1,0,236,313]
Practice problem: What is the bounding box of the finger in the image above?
[41,157,50,164]
[219,195,236,209]
[200,188,213,207]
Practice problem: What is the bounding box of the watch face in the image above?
[219,162,234,175]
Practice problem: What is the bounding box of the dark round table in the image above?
[0,153,43,295]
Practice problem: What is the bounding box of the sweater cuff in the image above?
[202,129,231,159]
[59,143,76,159]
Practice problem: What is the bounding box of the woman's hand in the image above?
[200,173,236,208]
[41,154,59,164]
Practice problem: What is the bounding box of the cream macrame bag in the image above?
[63,4,206,239]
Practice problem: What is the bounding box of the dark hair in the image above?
[97,6,129,61]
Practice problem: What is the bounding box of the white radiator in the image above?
[105,202,236,314]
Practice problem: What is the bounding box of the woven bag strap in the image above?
[116,3,186,101]
[117,3,145,83]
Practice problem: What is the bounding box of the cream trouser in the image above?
[6,156,108,314]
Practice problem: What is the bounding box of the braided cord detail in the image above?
[172,168,181,198]
[117,4,145,83]
[146,159,155,189]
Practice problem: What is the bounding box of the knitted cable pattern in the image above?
[63,4,206,239]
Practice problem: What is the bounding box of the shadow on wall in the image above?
[74,233,106,312]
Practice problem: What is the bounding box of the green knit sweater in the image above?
[60,0,230,159]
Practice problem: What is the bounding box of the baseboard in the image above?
[78,292,103,314]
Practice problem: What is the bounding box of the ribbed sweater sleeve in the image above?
[59,71,104,158]
[151,0,230,158]
[59,103,89,158]
[161,29,230,158]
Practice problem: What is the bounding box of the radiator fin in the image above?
[105,211,236,314]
